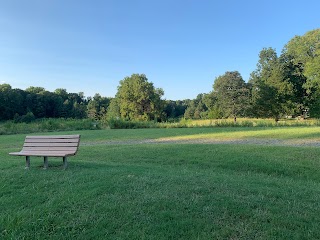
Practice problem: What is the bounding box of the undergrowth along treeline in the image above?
[1,117,320,135]
[107,117,320,129]
[0,118,102,135]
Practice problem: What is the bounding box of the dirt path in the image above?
[81,138,320,147]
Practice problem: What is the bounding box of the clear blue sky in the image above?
[0,0,319,100]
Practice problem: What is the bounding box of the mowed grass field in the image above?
[1,127,320,239]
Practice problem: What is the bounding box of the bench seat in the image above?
[9,135,80,169]
[9,151,76,157]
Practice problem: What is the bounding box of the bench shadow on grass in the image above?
[8,154,111,170]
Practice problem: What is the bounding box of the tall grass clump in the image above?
[181,118,320,128]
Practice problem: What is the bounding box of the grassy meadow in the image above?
[1,127,320,239]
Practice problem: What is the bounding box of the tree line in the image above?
[180,28,320,121]
[0,85,111,122]
[1,29,319,123]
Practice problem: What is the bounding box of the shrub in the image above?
[13,112,36,123]
[107,118,156,129]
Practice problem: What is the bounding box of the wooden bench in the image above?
[9,135,81,169]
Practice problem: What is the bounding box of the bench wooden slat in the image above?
[25,138,80,143]
[10,151,76,157]
[26,135,80,139]
[21,147,78,151]
[23,142,79,147]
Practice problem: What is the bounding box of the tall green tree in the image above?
[250,48,293,121]
[105,98,120,119]
[213,71,249,122]
[115,74,164,121]
[279,52,307,117]
[283,28,320,117]
[87,93,111,120]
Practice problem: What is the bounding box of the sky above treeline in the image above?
[0,0,319,100]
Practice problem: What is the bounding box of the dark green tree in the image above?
[213,71,249,122]
[279,53,308,117]
[184,94,209,119]
[87,93,111,120]
[164,100,188,120]
[0,84,26,120]
[250,48,293,121]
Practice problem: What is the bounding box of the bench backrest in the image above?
[22,135,81,156]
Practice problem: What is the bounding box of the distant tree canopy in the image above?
[1,29,320,123]
[184,94,210,119]
[0,85,102,122]
[164,100,188,119]
[107,74,165,121]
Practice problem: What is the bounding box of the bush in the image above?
[107,118,156,129]
[13,112,36,123]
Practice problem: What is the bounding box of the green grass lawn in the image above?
[1,127,320,239]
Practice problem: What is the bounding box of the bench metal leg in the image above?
[63,157,68,170]
[25,156,30,169]
[43,157,48,170]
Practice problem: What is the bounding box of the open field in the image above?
[1,127,320,239]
